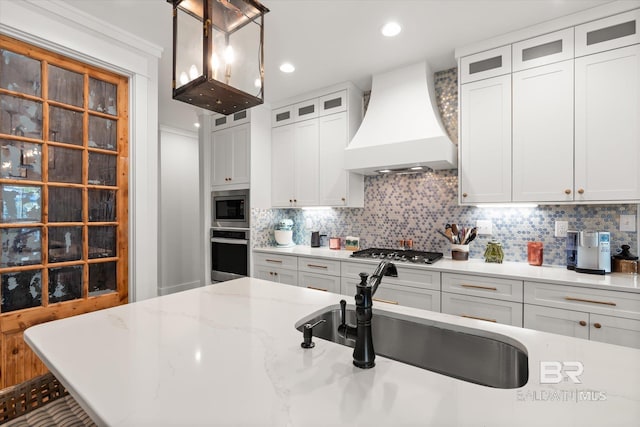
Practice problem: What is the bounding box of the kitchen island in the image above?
[25,278,640,426]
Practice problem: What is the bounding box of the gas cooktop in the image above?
[350,248,443,264]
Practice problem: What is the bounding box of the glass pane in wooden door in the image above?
[0,184,41,223]
[48,187,82,222]
[0,95,42,138]
[88,116,116,150]
[1,269,42,312]
[89,78,117,115]
[88,189,116,221]
[0,140,42,180]
[88,152,116,186]
[0,50,41,96]
[1,227,41,267]
[49,106,83,145]
[89,262,116,296]
[48,65,83,107]
[48,265,83,303]
[48,226,82,263]
[48,146,82,183]
[88,226,115,259]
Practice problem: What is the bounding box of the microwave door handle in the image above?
[211,238,249,245]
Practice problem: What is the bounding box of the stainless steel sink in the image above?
[295,305,528,389]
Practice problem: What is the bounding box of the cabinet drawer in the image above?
[524,281,640,320]
[442,292,523,327]
[575,9,640,57]
[272,105,294,127]
[253,252,298,270]
[298,257,341,276]
[254,266,298,286]
[299,272,341,293]
[319,90,347,116]
[341,278,440,312]
[442,273,523,302]
[523,304,590,339]
[341,262,440,291]
[293,99,319,122]
[460,45,511,84]
[512,28,574,71]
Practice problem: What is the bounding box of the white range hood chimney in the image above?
[345,61,457,175]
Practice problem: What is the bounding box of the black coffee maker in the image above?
[311,231,324,247]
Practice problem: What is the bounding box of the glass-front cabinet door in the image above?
[0,34,129,388]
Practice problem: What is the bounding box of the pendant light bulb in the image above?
[211,53,221,70]
[189,64,199,80]
[224,45,235,65]
[179,71,189,85]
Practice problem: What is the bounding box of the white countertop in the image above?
[254,246,640,293]
[25,278,640,426]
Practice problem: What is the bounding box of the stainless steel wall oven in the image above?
[211,189,250,283]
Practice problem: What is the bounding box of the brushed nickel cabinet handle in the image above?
[461,284,497,291]
[579,320,587,327]
[307,286,328,292]
[593,323,602,329]
[307,264,328,269]
[565,296,616,306]
[373,297,399,305]
[462,315,497,323]
[265,259,283,264]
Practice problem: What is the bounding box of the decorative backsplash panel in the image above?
[251,68,639,265]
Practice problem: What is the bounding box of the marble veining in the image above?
[24,279,640,426]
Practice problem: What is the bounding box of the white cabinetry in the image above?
[253,253,298,286]
[297,257,341,293]
[460,74,511,203]
[574,44,640,202]
[341,262,441,312]
[524,281,640,349]
[458,9,640,205]
[512,60,574,202]
[211,124,250,188]
[441,273,523,326]
[271,85,364,208]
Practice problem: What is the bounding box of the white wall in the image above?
[0,0,162,301]
[158,127,202,295]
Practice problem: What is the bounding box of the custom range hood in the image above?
[345,61,457,175]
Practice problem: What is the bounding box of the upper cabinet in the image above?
[271,85,364,208]
[210,110,251,190]
[458,7,640,205]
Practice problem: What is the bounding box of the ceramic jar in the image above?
[484,240,504,263]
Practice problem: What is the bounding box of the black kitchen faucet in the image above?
[339,260,398,368]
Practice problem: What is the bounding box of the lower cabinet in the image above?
[524,304,640,349]
[298,271,341,293]
[340,261,441,312]
[441,292,523,327]
[252,253,298,286]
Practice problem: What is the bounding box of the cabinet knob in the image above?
[577,188,585,194]
[294,199,297,203]
[274,272,278,276]
[564,189,571,195]
[269,272,273,276]
[289,199,293,203]
[341,197,346,202]
[462,193,468,198]
[594,322,602,329]
[579,320,587,327]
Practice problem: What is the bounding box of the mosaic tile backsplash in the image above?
[251,68,639,266]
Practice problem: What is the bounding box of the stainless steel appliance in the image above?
[212,189,249,229]
[567,230,611,275]
[211,229,249,282]
[350,248,443,264]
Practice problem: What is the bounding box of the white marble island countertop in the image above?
[25,278,640,426]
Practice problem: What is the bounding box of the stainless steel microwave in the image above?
[212,189,250,229]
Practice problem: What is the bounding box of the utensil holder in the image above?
[451,244,470,261]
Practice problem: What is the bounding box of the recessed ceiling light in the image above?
[279,62,295,73]
[381,22,401,37]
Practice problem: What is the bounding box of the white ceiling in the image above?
[62,0,616,131]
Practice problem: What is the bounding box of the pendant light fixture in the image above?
[167,0,269,115]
